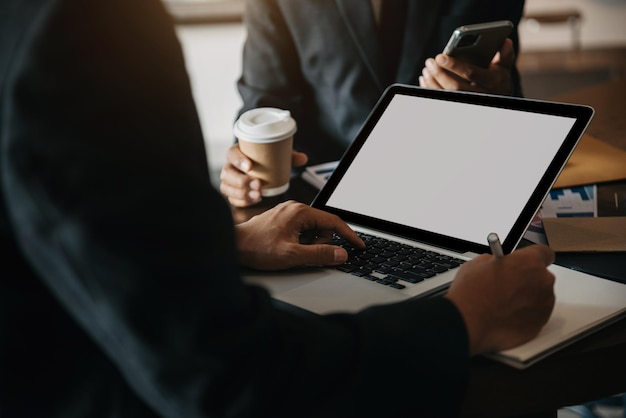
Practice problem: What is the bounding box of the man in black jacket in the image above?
[0,1,554,417]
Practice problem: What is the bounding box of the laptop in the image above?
[245,84,594,315]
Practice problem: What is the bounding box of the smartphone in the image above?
[442,20,513,68]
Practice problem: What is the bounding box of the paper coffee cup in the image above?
[234,108,297,197]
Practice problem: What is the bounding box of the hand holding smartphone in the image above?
[443,20,513,68]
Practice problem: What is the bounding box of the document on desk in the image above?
[301,160,339,190]
[538,184,626,252]
[486,264,626,369]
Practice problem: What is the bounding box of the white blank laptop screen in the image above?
[325,93,577,247]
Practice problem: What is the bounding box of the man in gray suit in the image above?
[220,0,525,207]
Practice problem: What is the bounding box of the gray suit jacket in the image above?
[238,0,524,163]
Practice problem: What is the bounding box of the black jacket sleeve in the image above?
[1,0,469,417]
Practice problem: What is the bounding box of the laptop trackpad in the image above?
[277,272,408,315]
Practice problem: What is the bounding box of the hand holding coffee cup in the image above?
[233,108,297,197]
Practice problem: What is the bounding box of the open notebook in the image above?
[245,84,626,368]
[486,268,626,368]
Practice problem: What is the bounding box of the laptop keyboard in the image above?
[331,232,465,290]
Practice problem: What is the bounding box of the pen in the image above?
[487,232,504,258]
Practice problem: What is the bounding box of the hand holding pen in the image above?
[445,232,556,353]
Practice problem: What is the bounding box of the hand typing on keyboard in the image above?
[235,201,365,270]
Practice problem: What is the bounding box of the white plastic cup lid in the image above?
[233,107,297,143]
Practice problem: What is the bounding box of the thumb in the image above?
[294,244,348,266]
[493,38,515,67]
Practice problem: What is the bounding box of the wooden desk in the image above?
[463,78,626,417]
[553,77,626,152]
[231,78,626,417]
[462,319,626,418]
[548,78,626,283]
